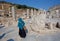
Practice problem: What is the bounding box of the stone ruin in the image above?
[0,8,60,34]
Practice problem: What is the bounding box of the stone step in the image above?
[0,27,14,35]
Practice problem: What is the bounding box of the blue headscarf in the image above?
[18,18,25,30]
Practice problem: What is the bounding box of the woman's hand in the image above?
[24,26,28,33]
[24,26,27,30]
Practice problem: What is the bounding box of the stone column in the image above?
[9,7,11,16]
[37,10,40,15]
[11,6,16,20]
[31,9,33,17]
[50,22,54,30]
[44,10,46,14]
[34,9,37,15]
[26,9,29,18]
[56,10,59,18]
[2,4,4,16]
[11,6,16,25]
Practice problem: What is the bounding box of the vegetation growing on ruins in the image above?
[0,1,38,10]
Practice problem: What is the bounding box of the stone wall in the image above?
[46,5,60,30]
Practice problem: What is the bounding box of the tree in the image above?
[0,0,5,1]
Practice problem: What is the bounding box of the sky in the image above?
[4,0,60,10]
